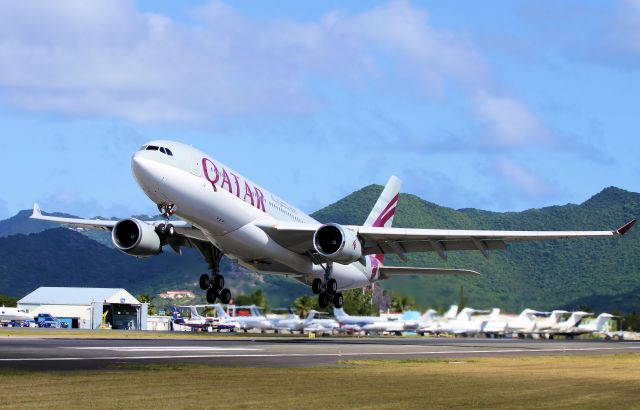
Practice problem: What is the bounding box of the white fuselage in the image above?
[132,140,373,290]
[0,307,32,322]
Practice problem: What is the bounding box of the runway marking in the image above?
[2,345,640,362]
[64,346,262,352]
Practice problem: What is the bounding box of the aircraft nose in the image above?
[131,152,162,192]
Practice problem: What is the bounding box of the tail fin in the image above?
[443,305,458,320]
[213,304,229,319]
[334,307,348,318]
[364,176,402,228]
[593,313,613,332]
[305,310,318,324]
[488,308,500,320]
[189,306,202,319]
[171,307,184,323]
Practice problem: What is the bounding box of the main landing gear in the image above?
[311,262,344,309]
[198,246,232,305]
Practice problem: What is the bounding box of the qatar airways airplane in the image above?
[32,140,636,309]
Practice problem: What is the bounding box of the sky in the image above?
[1,0,639,219]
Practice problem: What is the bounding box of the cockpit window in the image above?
[165,148,173,156]
[146,145,159,151]
[160,147,167,154]
[140,145,147,150]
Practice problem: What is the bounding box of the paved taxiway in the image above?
[2,337,640,371]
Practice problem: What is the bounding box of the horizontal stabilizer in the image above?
[379,266,480,277]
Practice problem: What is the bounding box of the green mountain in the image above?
[0,228,306,307]
[313,185,640,312]
[1,185,638,312]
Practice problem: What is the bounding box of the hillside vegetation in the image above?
[0,186,638,312]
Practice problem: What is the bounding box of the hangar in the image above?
[18,287,148,330]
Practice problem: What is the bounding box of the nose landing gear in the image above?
[312,262,344,309]
[157,203,177,238]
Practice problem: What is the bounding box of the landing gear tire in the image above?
[165,224,175,237]
[318,293,329,309]
[332,292,344,309]
[326,279,338,296]
[219,288,232,304]
[311,278,323,295]
[212,275,225,292]
[199,274,211,290]
[206,288,218,304]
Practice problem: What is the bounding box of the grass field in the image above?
[1,355,639,409]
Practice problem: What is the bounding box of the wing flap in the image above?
[379,266,480,277]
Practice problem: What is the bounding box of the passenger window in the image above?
[160,147,167,154]
[166,148,173,156]
[146,145,159,151]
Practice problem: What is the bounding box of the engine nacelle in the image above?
[313,223,362,264]
[112,218,162,257]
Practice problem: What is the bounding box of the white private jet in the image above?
[0,306,33,322]
[546,312,613,338]
[274,309,339,334]
[213,304,272,332]
[438,307,492,336]
[545,311,593,338]
[31,140,637,309]
[334,307,388,331]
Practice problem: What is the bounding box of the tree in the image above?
[234,289,268,311]
[343,289,377,316]
[390,293,415,313]
[0,294,18,307]
[458,286,467,311]
[137,293,157,315]
[294,295,318,317]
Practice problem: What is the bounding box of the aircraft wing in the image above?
[357,220,636,260]
[378,267,480,277]
[30,202,208,253]
[31,203,118,231]
[257,219,636,260]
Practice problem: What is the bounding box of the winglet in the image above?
[32,203,42,218]
[616,219,636,236]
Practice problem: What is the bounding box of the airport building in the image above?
[18,287,148,330]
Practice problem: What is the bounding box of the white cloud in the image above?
[496,157,553,198]
[474,89,551,148]
[0,0,486,124]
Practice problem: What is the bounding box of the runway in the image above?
[2,336,640,371]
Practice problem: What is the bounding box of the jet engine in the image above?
[112,218,162,257]
[313,223,362,264]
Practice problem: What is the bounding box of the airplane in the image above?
[31,140,637,309]
[333,307,389,332]
[437,307,492,335]
[572,313,615,336]
[172,305,238,331]
[546,312,613,339]
[544,311,592,338]
[418,305,459,335]
[0,306,33,322]
[533,310,569,333]
[361,310,435,335]
[273,309,339,334]
[212,304,272,332]
[170,306,208,331]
